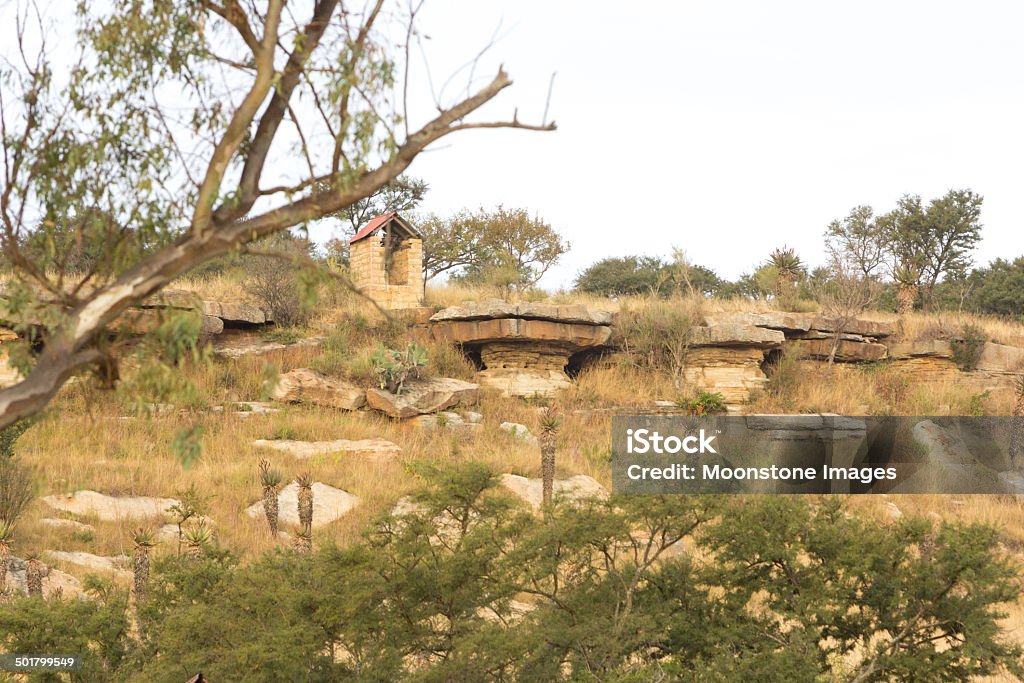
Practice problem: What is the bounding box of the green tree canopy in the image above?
[423,207,569,288]
[3,465,1020,681]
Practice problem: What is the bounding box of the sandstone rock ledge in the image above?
[427,301,613,397]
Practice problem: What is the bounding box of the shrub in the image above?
[244,235,316,328]
[0,458,33,524]
[0,421,30,459]
[676,390,727,415]
[371,343,428,394]
[952,323,987,371]
[614,298,699,386]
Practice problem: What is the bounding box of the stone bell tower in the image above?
[348,211,424,309]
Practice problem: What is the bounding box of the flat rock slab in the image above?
[430,301,612,326]
[42,490,180,522]
[689,324,785,348]
[429,318,612,349]
[703,312,894,338]
[272,368,366,410]
[45,551,130,578]
[367,378,478,418]
[252,438,402,461]
[245,482,360,528]
[39,518,96,533]
[500,474,608,510]
[214,336,322,359]
[211,401,281,418]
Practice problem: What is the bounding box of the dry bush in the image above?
[0,458,33,523]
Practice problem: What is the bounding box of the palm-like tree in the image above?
[131,529,156,605]
[183,522,211,559]
[25,552,44,598]
[768,246,804,300]
[1011,376,1024,469]
[296,472,314,532]
[259,459,283,537]
[0,519,14,597]
[539,406,560,509]
[293,527,312,555]
[893,260,919,315]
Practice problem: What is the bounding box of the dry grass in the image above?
[7,279,1024,670]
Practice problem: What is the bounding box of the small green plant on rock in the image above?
[952,323,986,371]
[676,390,728,415]
[371,343,428,394]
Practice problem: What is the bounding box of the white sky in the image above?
[386,0,1024,288]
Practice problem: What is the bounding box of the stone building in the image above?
[349,211,424,309]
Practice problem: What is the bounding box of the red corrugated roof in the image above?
[349,211,398,244]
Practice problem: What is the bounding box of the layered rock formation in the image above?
[684,324,784,404]
[703,311,893,362]
[888,339,1024,393]
[427,301,613,397]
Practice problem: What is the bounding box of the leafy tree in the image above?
[878,190,984,307]
[574,255,723,298]
[429,207,569,289]
[324,175,429,264]
[968,257,1024,316]
[825,205,887,277]
[0,1,553,429]
[335,175,429,235]
[574,255,674,296]
[1,465,1021,680]
[418,210,489,284]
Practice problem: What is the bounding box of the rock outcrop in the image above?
[272,368,366,410]
[41,490,180,522]
[500,473,608,510]
[683,324,784,404]
[427,301,613,397]
[252,438,402,461]
[245,481,359,528]
[366,378,479,418]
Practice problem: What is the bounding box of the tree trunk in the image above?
[26,558,44,597]
[263,486,280,537]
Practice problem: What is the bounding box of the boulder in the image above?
[41,490,180,522]
[245,482,359,528]
[366,378,478,418]
[252,438,401,461]
[500,422,538,444]
[500,474,608,510]
[272,368,366,410]
[5,557,84,599]
[45,551,130,578]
